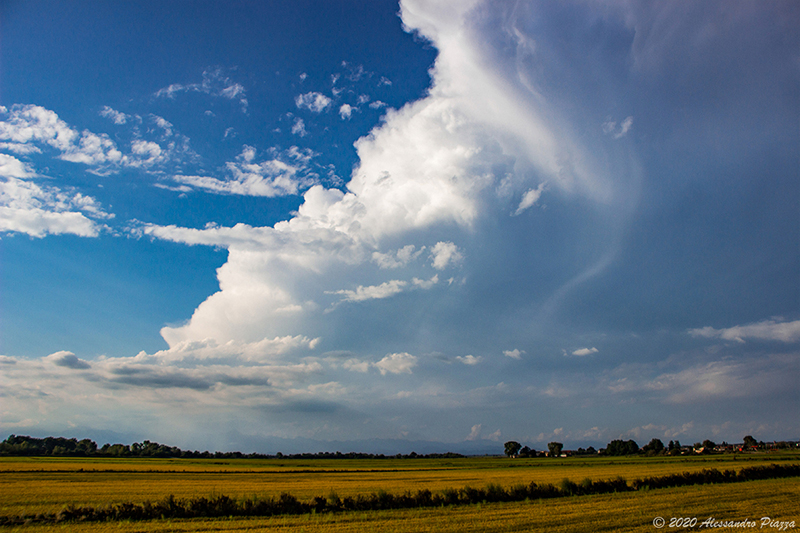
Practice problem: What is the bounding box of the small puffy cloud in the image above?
[44,351,91,369]
[513,182,546,215]
[291,118,308,137]
[503,349,524,359]
[412,274,438,289]
[465,423,481,440]
[374,352,417,375]
[295,92,332,113]
[339,104,354,120]
[430,241,463,270]
[131,140,164,165]
[571,347,598,356]
[99,106,129,125]
[151,115,173,136]
[689,319,800,343]
[455,355,482,365]
[369,101,387,109]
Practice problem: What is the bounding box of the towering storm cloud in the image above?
[1,0,797,451]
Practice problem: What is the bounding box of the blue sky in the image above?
[1,0,798,453]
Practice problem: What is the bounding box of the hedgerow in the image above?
[2,463,797,525]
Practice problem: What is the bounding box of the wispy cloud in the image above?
[154,68,248,112]
[689,319,800,343]
[602,116,634,139]
[171,145,317,197]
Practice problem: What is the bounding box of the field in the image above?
[1,453,798,532]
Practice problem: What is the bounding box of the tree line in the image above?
[0,435,464,460]
[503,435,796,457]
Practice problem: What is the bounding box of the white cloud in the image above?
[513,182,546,215]
[455,355,482,365]
[571,347,598,356]
[0,153,35,178]
[341,352,419,376]
[339,104,354,120]
[0,176,110,238]
[291,118,308,137]
[430,241,463,270]
[503,349,524,359]
[372,244,425,269]
[151,115,174,136]
[44,351,91,369]
[154,69,248,111]
[648,356,797,404]
[342,358,372,373]
[0,105,124,168]
[465,423,481,440]
[168,145,319,198]
[295,92,332,113]
[369,101,387,109]
[0,142,42,155]
[602,116,634,139]
[328,280,408,303]
[134,335,320,365]
[412,274,438,289]
[99,106,129,125]
[138,0,634,366]
[0,104,192,174]
[689,319,800,344]
[374,352,417,375]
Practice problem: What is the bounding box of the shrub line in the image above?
[2,463,798,526]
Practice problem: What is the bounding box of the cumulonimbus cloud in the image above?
[137,0,635,363]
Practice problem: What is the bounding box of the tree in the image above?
[605,439,639,456]
[519,445,532,458]
[504,441,522,457]
[743,435,758,448]
[547,442,563,457]
[702,439,716,450]
[642,438,665,455]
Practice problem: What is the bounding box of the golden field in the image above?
[1,453,798,532]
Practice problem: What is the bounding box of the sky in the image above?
[0,0,798,454]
